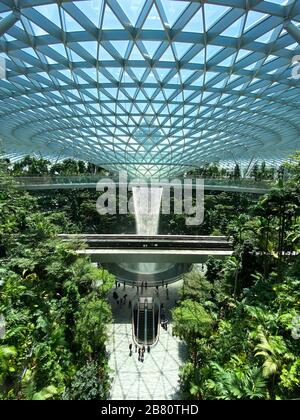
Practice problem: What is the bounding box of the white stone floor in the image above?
[107,280,186,400]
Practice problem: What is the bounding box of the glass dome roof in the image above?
[0,0,299,177]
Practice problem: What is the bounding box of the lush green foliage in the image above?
[2,155,300,400]
[172,155,300,400]
[0,161,114,400]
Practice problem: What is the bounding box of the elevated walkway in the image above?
[59,234,233,263]
[14,176,272,194]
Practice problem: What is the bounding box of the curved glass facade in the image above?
[0,0,299,177]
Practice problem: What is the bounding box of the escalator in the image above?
[147,310,154,343]
[132,296,160,346]
[138,308,145,342]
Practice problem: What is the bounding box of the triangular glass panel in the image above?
[191,74,204,87]
[255,28,275,43]
[108,67,122,81]
[86,88,99,97]
[236,49,251,62]
[77,1,101,26]
[202,91,212,100]
[182,9,204,33]
[129,44,145,61]
[30,21,48,36]
[205,71,218,83]
[142,4,165,31]
[264,54,278,64]
[97,71,111,84]
[155,68,170,81]
[70,50,85,63]
[137,102,148,113]
[50,44,68,59]
[117,0,144,26]
[34,4,61,26]
[142,41,161,58]
[244,61,258,71]
[218,54,235,67]
[204,4,230,30]
[157,91,167,102]
[213,80,226,89]
[160,46,175,62]
[136,90,147,101]
[110,41,129,58]
[129,67,146,81]
[221,16,245,37]
[189,49,205,64]
[143,71,156,84]
[163,88,176,99]
[245,11,267,32]
[64,11,84,32]
[22,47,39,59]
[79,41,98,58]
[174,43,193,60]
[286,42,298,51]
[125,87,137,99]
[180,69,195,83]
[144,87,156,98]
[98,45,114,60]
[102,4,123,29]
[206,45,223,61]
[163,0,187,27]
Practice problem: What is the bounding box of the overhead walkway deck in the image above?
[14,176,272,194]
[59,234,233,263]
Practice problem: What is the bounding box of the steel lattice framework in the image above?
[0,0,299,177]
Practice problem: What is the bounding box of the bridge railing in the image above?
[13,175,274,190]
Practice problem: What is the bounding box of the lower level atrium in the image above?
[107,280,186,400]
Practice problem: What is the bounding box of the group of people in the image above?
[112,291,131,307]
[129,343,150,362]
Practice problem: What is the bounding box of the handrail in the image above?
[13,175,274,190]
[136,297,139,346]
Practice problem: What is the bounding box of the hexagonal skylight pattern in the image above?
[0,0,300,177]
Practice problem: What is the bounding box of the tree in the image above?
[172,300,213,344]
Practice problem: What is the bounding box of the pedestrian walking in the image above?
[129,343,132,357]
[138,347,141,361]
[115,280,118,289]
[135,344,137,353]
[123,282,126,290]
[128,300,132,309]
[147,345,150,353]
[141,347,145,362]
